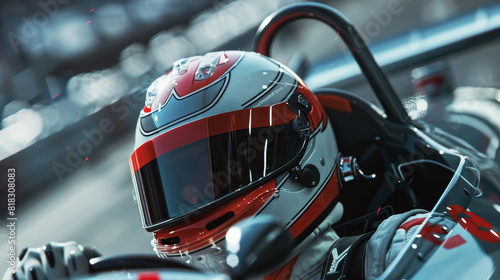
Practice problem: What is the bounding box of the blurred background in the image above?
[1,0,500,274]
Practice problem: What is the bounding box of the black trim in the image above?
[158,237,226,257]
[19,248,27,261]
[253,3,411,125]
[160,236,180,245]
[43,243,55,268]
[206,211,235,231]
[287,91,313,115]
[89,254,197,273]
[321,233,372,280]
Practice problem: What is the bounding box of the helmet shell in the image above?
[130,51,341,272]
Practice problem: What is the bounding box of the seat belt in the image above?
[321,232,373,280]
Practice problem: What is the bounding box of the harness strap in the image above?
[321,233,372,280]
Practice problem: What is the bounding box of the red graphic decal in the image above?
[217,52,229,65]
[83,157,88,165]
[335,30,339,40]
[400,216,465,249]
[51,93,60,100]
[420,222,448,247]
[89,8,94,12]
[137,272,161,280]
[86,20,92,25]
[448,204,500,243]
[377,206,381,215]
[144,52,241,114]
[443,234,467,249]
[399,217,426,232]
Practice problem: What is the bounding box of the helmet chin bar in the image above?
[253,2,411,125]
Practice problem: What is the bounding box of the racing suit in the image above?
[265,209,430,280]
[3,210,431,280]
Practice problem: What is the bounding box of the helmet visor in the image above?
[130,102,308,230]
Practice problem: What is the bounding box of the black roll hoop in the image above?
[253,2,411,125]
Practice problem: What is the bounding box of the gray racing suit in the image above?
[4,210,431,280]
[265,209,430,280]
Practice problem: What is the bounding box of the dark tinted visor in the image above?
[130,102,308,229]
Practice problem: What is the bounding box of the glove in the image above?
[364,209,438,280]
[3,241,101,280]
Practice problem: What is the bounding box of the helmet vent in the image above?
[206,211,235,231]
[160,236,181,245]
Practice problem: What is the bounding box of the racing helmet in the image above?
[129,50,343,272]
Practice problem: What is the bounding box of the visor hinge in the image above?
[290,164,320,188]
[292,115,311,136]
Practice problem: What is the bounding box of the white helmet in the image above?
[129,50,342,273]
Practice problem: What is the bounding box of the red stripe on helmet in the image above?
[288,169,340,239]
[171,52,240,98]
[153,179,276,254]
[130,102,298,173]
[137,272,161,280]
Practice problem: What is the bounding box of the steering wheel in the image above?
[89,254,197,272]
